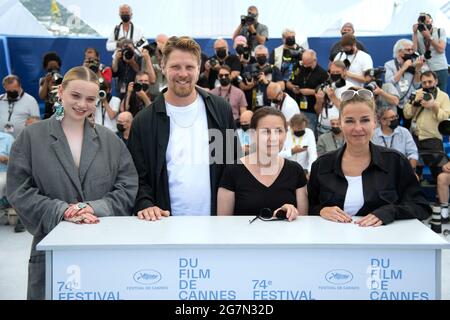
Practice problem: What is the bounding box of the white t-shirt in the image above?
[273,94,300,122]
[279,127,317,172]
[343,175,364,216]
[95,96,121,132]
[334,50,373,87]
[165,96,211,216]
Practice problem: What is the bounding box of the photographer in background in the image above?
[39,51,62,119]
[287,49,328,133]
[413,13,448,92]
[0,75,40,138]
[121,71,151,117]
[148,34,169,100]
[363,68,400,112]
[199,38,241,89]
[106,4,145,52]
[94,78,120,132]
[83,47,113,83]
[314,61,352,135]
[239,45,284,110]
[232,6,268,51]
[404,71,450,182]
[210,65,247,125]
[266,82,300,122]
[269,28,305,82]
[333,34,373,87]
[112,38,147,100]
[384,39,424,129]
[329,22,368,62]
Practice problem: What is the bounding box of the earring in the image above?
[54,99,64,121]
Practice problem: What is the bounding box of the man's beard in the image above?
[171,78,195,98]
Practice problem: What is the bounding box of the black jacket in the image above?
[307,143,431,225]
[128,87,240,215]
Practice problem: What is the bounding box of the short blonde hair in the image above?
[162,36,201,67]
[61,66,99,90]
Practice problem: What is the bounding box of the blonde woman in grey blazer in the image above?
[6,67,138,300]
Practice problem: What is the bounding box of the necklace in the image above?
[167,103,201,129]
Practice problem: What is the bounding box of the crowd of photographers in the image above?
[1,4,450,230]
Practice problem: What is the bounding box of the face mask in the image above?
[241,124,250,132]
[302,66,312,73]
[344,49,354,55]
[426,24,433,30]
[293,130,305,137]
[216,49,227,60]
[402,53,414,61]
[120,14,131,23]
[6,91,19,100]
[236,45,245,55]
[285,37,296,47]
[219,77,231,86]
[256,56,267,66]
[331,127,341,135]
[330,74,342,82]
[116,124,126,133]
[424,87,436,93]
[89,65,99,73]
[388,119,399,130]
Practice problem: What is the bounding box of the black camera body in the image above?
[284,48,304,62]
[86,58,100,73]
[133,82,149,92]
[236,45,251,60]
[209,57,219,68]
[122,47,134,60]
[367,67,385,79]
[242,63,272,83]
[317,77,346,92]
[241,13,257,25]
[98,77,108,100]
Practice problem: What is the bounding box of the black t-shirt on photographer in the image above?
[201,54,242,90]
[113,56,142,99]
[290,63,328,114]
[128,91,150,117]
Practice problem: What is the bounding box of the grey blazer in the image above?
[6,117,138,300]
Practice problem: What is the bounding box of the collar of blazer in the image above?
[318,142,389,177]
[153,87,222,128]
[49,116,100,191]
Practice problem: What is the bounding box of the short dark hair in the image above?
[250,107,287,130]
[420,70,437,80]
[85,47,99,58]
[42,51,62,69]
[219,65,232,73]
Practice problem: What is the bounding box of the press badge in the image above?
[256,90,264,106]
[399,80,409,93]
[4,123,14,134]
[299,99,308,110]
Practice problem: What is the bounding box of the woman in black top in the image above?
[218,107,308,219]
[307,88,431,226]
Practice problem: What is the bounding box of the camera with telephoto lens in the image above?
[49,70,63,86]
[236,45,251,60]
[136,37,157,56]
[417,13,427,32]
[98,77,108,100]
[242,63,272,83]
[363,67,385,92]
[133,82,149,92]
[86,58,100,73]
[284,48,304,62]
[316,76,346,92]
[209,57,219,68]
[122,47,134,60]
[241,13,257,25]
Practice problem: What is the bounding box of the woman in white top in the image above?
[307,88,431,226]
